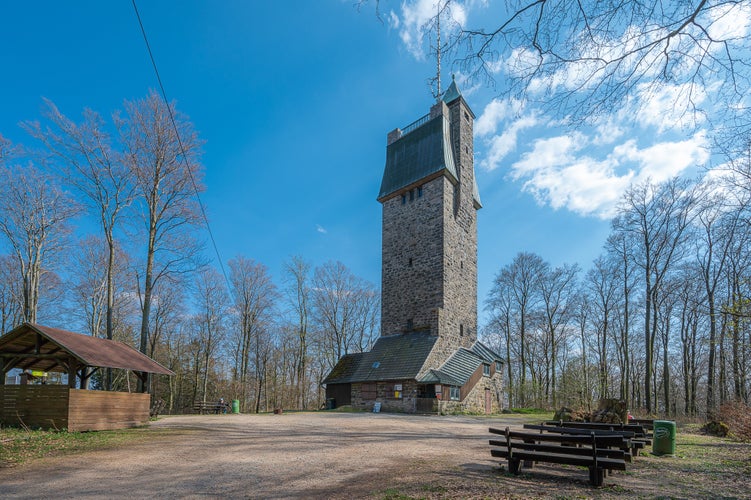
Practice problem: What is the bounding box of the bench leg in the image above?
[588,467,604,487]
[508,458,521,475]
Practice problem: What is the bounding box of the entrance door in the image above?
[485,388,491,414]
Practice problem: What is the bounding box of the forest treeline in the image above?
[1,92,749,418]
[0,93,379,413]
[485,172,751,418]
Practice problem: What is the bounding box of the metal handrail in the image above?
[401,113,431,136]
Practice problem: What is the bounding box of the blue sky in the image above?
[2,1,739,326]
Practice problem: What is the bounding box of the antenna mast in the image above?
[436,0,442,101]
[430,0,449,101]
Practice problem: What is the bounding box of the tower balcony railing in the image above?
[400,113,430,136]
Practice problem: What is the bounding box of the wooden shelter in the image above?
[0,323,173,431]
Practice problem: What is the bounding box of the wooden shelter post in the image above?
[68,357,78,388]
[136,371,149,393]
[0,358,6,385]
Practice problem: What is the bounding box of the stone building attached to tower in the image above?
[323,78,503,414]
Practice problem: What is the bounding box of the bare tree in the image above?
[228,256,278,411]
[585,256,618,400]
[613,177,703,412]
[118,91,205,391]
[451,1,749,140]
[193,267,228,403]
[25,101,135,353]
[0,161,80,323]
[488,252,546,406]
[282,256,312,409]
[539,262,579,407]
[312,261,378,369]
[694,184,745,414]
[0,255,23,333]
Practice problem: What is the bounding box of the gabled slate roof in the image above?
[418,368,464,387]
[321,352,364,385]
[0,322,174,375]
[472,341,504,364]
[322,332,437,384]
[417,341,503,386]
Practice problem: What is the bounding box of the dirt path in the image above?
[1,412,749,499]
[0,412,495,499]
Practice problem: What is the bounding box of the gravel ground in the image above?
[0,412,495,499]
[1,412,749,499]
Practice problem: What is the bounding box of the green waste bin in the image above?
[652,420,676,456]
[326,398,336,410]
[232,399,240,414]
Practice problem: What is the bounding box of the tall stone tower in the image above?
[377,76,481,365]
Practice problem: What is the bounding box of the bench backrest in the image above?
[491,427,626,448]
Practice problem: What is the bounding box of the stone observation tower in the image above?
[378,75,482,360]
[323,77,503,414]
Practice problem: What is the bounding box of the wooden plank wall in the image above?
[0,385,70,430]
[68,390,150,431]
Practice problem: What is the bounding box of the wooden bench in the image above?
[630,418,654,430]
[542,420,652,455]
[523,424,634,462]
[489,426,627,486]
[193,401,227,414]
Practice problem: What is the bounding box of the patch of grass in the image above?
[0,425,153,467]
[420,484,447,493]
[509,407,551,414]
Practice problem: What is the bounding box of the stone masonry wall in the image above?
[381,175,446,336]
[420,97,479,373]
[351,380,420,413]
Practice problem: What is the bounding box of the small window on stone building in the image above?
[408,258,413,267]
[459,324,464,336]
[417,186,423,198]
[483,364,490,376]
[464,111,470,122]
[450,386,460,400]
[460,260,464,269]
[401,194,406,205]
[407,319,414,331]
[409,189,415,201]
[465,145,468,154]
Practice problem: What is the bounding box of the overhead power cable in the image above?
[131,0,232,292]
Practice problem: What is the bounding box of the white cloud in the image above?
[479,114,539,171]
[507,131,709,218]
[628,82,708,133]
[316,224,328,234]
[392,0,469,60]
[706,2,751,41]
[475,98,538,171]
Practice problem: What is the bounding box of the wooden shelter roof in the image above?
[0,323,173,375]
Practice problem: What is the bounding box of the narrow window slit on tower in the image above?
[408,258,413,267]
